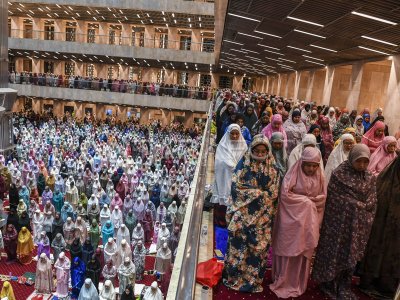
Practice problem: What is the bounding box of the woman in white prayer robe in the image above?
[78,278,99,300]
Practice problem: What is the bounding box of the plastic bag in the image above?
[196,258,224,287]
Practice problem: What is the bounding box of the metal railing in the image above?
[167,101,213,299]
[9,74,213,100]
[9,29,215,53]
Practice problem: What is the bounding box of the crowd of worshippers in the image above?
[0,114,200,299]
[212,90,399,299]
[9,71,214,100]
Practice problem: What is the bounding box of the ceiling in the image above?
[219,0,400,76]
[8,2,214,30]
[8,49,214,75]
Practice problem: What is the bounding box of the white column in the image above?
[305,71,315,101]
[293,71,301,101]
[346,62,364,111]
[322,66,335,106]
[384,55,400,134]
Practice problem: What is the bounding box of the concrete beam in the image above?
[9,0,214,15]
[9,38,216,65]
[9,83,211,112]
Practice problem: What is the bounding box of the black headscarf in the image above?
[6,209,19,229]
[70,238,82,260]
[17,211,31,232]
[308,124,326,160]
[120,284,135,300]
[52,213,64,239]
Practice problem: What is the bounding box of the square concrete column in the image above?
[346,61,364,110]
[305,71,315,101]
[277,74,282,96]
[384,55,400,134]
[140,108,150,123]
[184,111,194,127]
[121,23,131,45]
[32,18,43,40]
[54,61,65,75]
[232,75,243,91]
[120,66,129,79]
[96,64,107,79]
[168,27,179,50]
[54,19,65,41]
[188,72,198,87]
[10,16,23,38]
[191,29,202,52]
[76,21,87,43]
[32,59,41,73]
[14,58,23,73]
[293,71,301,101]
[75,62,84,76]
[98,23,108,45]
[144,25,155,48]
[322,66,335,106]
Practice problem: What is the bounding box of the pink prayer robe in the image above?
[55,257,71,297]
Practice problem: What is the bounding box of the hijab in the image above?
[367,136,398,176]
[270,132,287,178]
[215,124,248,168]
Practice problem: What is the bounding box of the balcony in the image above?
[9,83,211,112]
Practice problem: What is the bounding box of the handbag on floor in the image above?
[196,258,224,287]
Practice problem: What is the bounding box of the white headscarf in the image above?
[287,134,319,171]
[78,278,99,300]
[324,134,355,184]
[216,124,248,168]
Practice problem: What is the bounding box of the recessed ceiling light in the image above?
[242,48,259,54]
[310,44,337,52]
[293,29,325,39]
[231,49,247,54]
[263,49,284,56]
[228,13,260,22]
[264,56,280,61]
[68,6,73,10]
[258,44,280,51]
[305,60,326,66]
[361,35,397,46]
[237,32,263,39]
[302,55,324,61]
[279,58,296,63]
[287,16,324,27]
[287,45,312,53]
[224,39,243,46]
[171,13,175,18]
[351,11,397,25]
[254,30,281,38]
[358,46,390,55]
[161,11,165,15]
[174,19,177,24]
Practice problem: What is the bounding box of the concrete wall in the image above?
[9,0,214,15]
[9,38,216,65]
[9,83,211,112]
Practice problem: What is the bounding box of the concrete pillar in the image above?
[10,16,23,38]
[75,62,84,76]
[121,23,131,45]
[322,66,335,106]
[305,71,315,101]
[144,25,155,48]
[98,23,108,45]
[96,64,107,79]
[265,76,270,93]
[140,108,150,123]
[76,21,87,43]
[191,29,202,52]
[168,27,179,50]
[277,74,282,96]
[346,62,364,111]
[120,66,129,79]
[32,18,43,40]
[31,59,41,73]
[232,75,243,91]
[384,55,400,135]
[293,71,301,101]
[54,19,64,41]
[188,73,198,87]
[184,111,194,127]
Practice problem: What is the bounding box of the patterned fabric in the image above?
[312,160,377,297]
[223,145,279,292]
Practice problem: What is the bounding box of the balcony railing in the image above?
[9,29,215,53]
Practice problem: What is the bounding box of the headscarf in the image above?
[325,107,337,128]
[332,113,352,141]
[215,124,248,168]
[0,281,16,300]
[367,136,397,176]
[78,278,99,299]
[362,121,386,153]
[270,132,287,178]
[324,134,355,184]
[348,144,371,165]
[362,113,371,131]
[353,115,364,137]
[287,134,321,171]
[262,114,288,148]
[120,284,135,300]
[283,109,307,154]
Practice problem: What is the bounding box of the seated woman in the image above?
[270,147,327,298]
[223,135,279,292]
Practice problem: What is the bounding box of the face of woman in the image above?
[262,115,269,124]
[352,157,369,172]
[364,116,370,123]
[247,107,253,115]
[236,118,244,128]
[312,128,320,137]
[292,116,301,123]
[386,142,397,153]
[378,111,383,117]
[229,129,240,141]
[375,128,384,137]
[343,139,355,152]
[227,106,234,114]
[272,121,281,129]
[252,144,268,159]
[272,141,283,150]
[301,162,320,176]
[356,119,362,126]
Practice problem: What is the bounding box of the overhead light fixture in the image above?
[305,60,326,66]
[287,45,312,53]
[161,11,165,15]
[237,32,263,39]
[293,29,326,38]
[351,11,397,25]
[68,6,73,10]
[247,55,263,61]
[361,35,397,46]
[263,49,284,56]
[172,13,175,17]
[231,48,248,54]
[254,30,281,38]
[310,44,337,52]
[287,16,324,27]
[188,17,191,22]
[242,49,259,54]
[137,14,140,18]
[279,58,296,63]
[228,13,260,22]
[174,19,177,24]
[258,44,280,51]
[302,55,324,61]
[358,46,390,55]
[223,39,244,46]
[264,56,280,61]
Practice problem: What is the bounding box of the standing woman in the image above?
[223,135,279,292]
[262,114,287,149]
[270,132,288,179]
[367,136,398,176]
[17,227,34,264]
[211,124,248,227]
[319,116,334,165]
[283,109,307,155]
[312,144,377,299]
[270,147,327,298]
[362,121,386,153]
[361,155,400,298]
[3,224,18,261]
